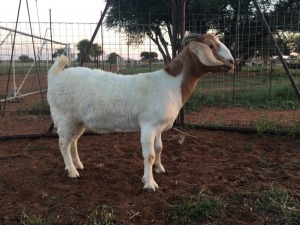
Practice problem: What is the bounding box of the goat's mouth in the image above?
[220,59,234,71]
[223,64,234,71]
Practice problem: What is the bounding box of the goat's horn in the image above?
[181,33,202,48]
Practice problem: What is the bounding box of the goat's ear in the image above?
[190,43,224,67]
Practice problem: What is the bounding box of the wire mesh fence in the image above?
[0,11,299,137]
[184,12,300,132]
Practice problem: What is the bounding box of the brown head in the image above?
[181,33,234,74]
[164,33,234,103]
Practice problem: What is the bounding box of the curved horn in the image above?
[181,33,202,48]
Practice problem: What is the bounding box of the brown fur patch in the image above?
[180,50,206,103]
[164,46,206,103]
[198,34,221,50]
[148,154,155,165]
[164,34,232,103]
[164,59,183,77]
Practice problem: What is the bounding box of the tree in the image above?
[273,0,300,13]
[18,55,33,63]
[105,0,247,65]
[219,0,274,70]
[76,39,103,62]
[140,51,158,63]
[272,0,300,55]
[52,48,65,58]
[106,0,298,68]
[285,33,300,53]
[106,0,173,64]
[106,52,120,64]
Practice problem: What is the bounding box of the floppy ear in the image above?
[189,42,224,67]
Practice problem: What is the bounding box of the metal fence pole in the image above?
[252,0,300,100]
[48,0,113,133]
[79,0,113,67]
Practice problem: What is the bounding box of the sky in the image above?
[0,0,162,61]
[0,0,106,23]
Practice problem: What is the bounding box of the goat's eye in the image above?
[209,44,214,49]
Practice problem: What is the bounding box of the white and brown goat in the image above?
[47,33,234,191]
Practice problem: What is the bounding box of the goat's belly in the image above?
[83,117,140,134]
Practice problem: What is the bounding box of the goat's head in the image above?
[182,33,234,73]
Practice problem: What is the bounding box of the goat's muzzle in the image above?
[218,57,234,72]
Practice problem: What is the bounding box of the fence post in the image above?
[47,0,113,133]
[79,0,113,67]
[252,0,300,100]
[178,0,187,125]
[172,0,187,126]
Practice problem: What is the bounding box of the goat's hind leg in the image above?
[58,125,80,178]
[70,126,86,170]
[154,132,165,173]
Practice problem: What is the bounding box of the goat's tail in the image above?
[48,55,69,83]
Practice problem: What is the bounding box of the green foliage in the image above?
[26,142,48,151]
[106,52,120,64]
[29,101,50,115]
[76,39,103,62]
[52,48,65,58]
[118,64,163,74]
[20,205,116,225]
[185,81,300,111]
[258,156,273,168]
[21,211,52,225]
[105,0,298,67]
[105,0,173,64]
[243,143,253,152]
[256,187,300,225]
[13,101,50,116]
[274,0,300,14]
[18,55,34,63]
[0,62,50,76]
[84,204,116,225]
[250,116,280,136]
[170,189,224,224]
[140,51,158,62]
[291,119,300,137]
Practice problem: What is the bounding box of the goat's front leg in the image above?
[141,127,158,191]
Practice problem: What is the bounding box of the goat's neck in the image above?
[164,52,206,104]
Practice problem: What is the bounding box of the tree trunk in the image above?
[158,32,172,64]
[147,32,171,65]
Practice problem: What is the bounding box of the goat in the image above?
[47,33,234,191]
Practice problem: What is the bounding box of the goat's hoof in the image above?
[68,169,80,178]
[143,180,159,192]
[155,164,165,173]
[74,161,84,170]
[143,187,156,192]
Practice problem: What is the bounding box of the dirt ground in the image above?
[185,107,300,128]
[0,128,299,225]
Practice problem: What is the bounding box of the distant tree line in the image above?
[51,40,159,65]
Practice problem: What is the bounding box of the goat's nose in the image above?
[229,59,234,65]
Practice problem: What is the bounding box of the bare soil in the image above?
[0,128,299,225]
[186,107,300,128]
